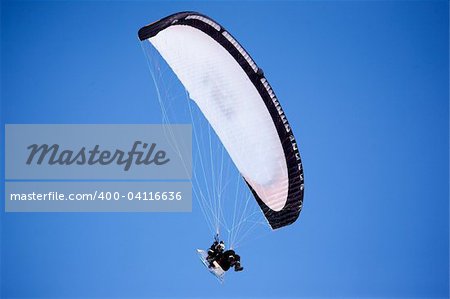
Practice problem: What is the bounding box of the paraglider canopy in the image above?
[139,11,304,229]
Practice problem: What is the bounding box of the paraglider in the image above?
[206,235,243,272]
[138,11,304,280]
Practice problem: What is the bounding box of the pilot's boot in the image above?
[234,261,244,272]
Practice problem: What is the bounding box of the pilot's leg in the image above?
[234,254,243,272]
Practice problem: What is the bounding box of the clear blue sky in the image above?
[1,1,448,298]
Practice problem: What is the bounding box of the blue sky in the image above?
[1,1,449,298]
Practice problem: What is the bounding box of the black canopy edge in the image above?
[139,11,214,41]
